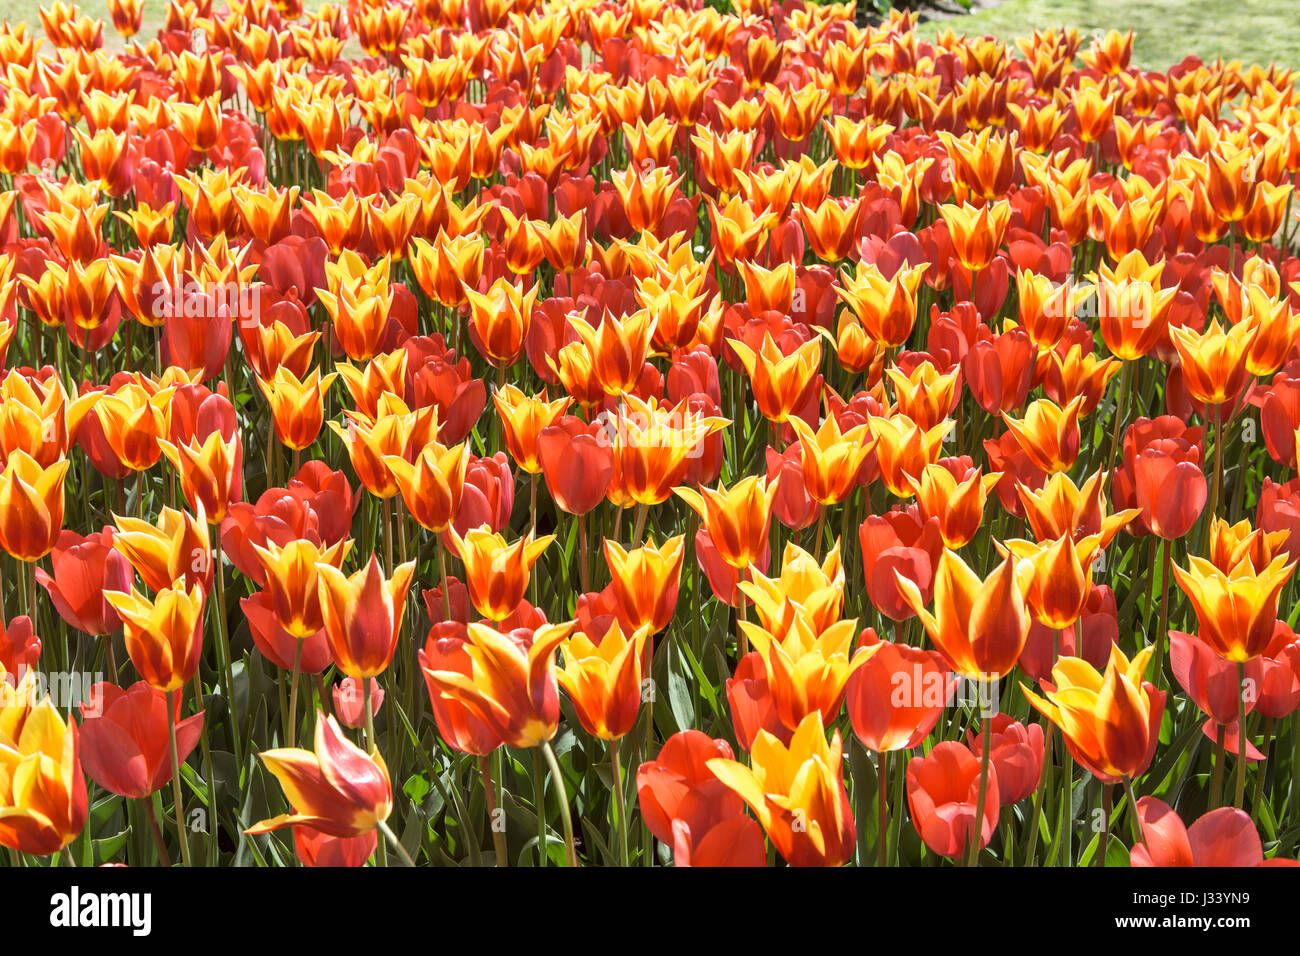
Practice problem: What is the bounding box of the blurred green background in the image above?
[8,0,1297,70]
[930,0,1300,70]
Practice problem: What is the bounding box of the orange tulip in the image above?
[383,440,469,533]
[0,680,88,856]
[316,555,416,678]
[937,200,1011,273]
[729,333,823,425]
[708,712,855,867]
[557,620,652,740]
[104,583,205,693]
[607,395,728,507]
[603,535,685,634]
[898,549,1034,680]
[1172,554,1294,662]
[449,527,554,622]
[421,620,575,748]
[1024,644,1165,784]
[1002,532,1107,629]
[0,451,69,562]
[1001,396,1084,474]
[463,277,538,368]
[675,475,778,570]
[1168,320,1258,408]
[493,385,570,474]
[254,538,351,639]
[258,368,337,452]
[835,262,926,348]
[788,414,877,506]
[568,310,656,397]
[159,430,242,524]
[866,413,952,499]
[913,462,1001,549]
[113,505,211,593]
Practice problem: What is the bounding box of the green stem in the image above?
[166,689,192,867]
[1235,662,1248,810]
[539,740,578,867]
[610,740,629,867]
[966,713,991,867]
[479,754,508,866]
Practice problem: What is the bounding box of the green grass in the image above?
[932,0,1300,71]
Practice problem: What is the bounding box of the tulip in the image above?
[463,276,538,368]
[448,527,554,622]
[709,712,856,867]
[537,415,613,516]
[1001,532,1107,629]
[937,200,1011,273]
[253,538,351,639]
[493,385,570,474]
[36,527,132,636]
[1173,553,1294,662]
[1130,798,1268,867]
[899,549,1034,680]
[0,450,69,562]
[905,741,1001,859]
[966,715,1045,807]
[788,414,877,507]
[78,681,204,800]
[1001,396,1083,474]
[113,505,212,593]
[1023,644,1165,784]
[159,430,243,524]
[293,826,377,868]
[0,684,88,856]
[421,621,574,749]
[247,713,393,843]
[557,620,651,741]
[846,636,955,752]
[257,367,338,452]
[316,555,416,679]
[104,584,205,694]
[866,413,952,499]
[913,461,1000,549]
[333,678,384,731]
[740,542,845,638]
[418,622,505,756]
[603,536,684,634]
[675,475,778,572]
[636,730,765,868]
[383,440,468,533]
[610,395,728,506]
[729,332,822,424]
[859,506,944,622]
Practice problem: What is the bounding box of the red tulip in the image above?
[36,527,132,636]
[906,741,1001,859]
[78,681,205,800]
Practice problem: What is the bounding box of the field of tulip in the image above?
[1,0,1300,873]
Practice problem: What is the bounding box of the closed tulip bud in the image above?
[847,635,956,752]
[316,555,416,679]
[332,677,384,730]
[1024,644,1165,783]
[709,712,855,867]
[104,583,206,693]
[78,681,204,799]
[966,714,1045,807]
[537,415,614,516]
[247,713,392,840]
